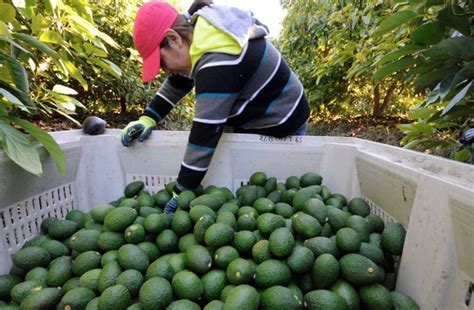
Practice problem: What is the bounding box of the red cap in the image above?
[133,1,178,82]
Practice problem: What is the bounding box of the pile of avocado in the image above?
[0,171,419,309]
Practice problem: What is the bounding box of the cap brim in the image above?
[141,47,162,83]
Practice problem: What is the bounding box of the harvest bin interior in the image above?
[1,129,473,309]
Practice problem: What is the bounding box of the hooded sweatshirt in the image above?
[143,5,309,192]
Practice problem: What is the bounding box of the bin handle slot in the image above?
[466,282,473,306]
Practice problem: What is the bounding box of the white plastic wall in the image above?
[0,129,473,309]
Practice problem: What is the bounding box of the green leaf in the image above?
[43,0,58,14]
[405,60,440,83]
[397,123,417,132]
[412,122,435,134]
[400,132,420,145]
[440,104,474,120]
[39,30,64,45]
[89,58,122,79]
[50,93,86,110]
[441,81,472,116]
[97,32,119,50]
[0,21,11,37]
[68,15,119,49]
[52,84,78,95]
[410,22,445,46]
[423,85,441,106]
[50,108,81,126]
[0,87,28,111]
[425,0,443,6]
[0,119,42,175]
[453,149,470,162]
[52,58,68,76]
[0,36,29,54]
[12,117,66,175]
[377,45,425,66]
[17,0,37,19]
[373,57,418,80]
[0,3,16,23]
[438,71,459,99]
[12,33,59,59]
[0,53,29,93]
[102,60,122,77]
[0,81,36,112]
[0,65,14,84]
[31,14,51,35]
[62,59,88,91]
[408,107,437,119]
[415,65,459,93]
[425,37,474,61]
[429,106,474,122]
[437,7,471,36]
[67,1,92,21]
[450,61,474,90]
[373,11,418,36]
[83,43,107,57]
[403,138,427,149]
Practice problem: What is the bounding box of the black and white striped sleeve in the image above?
[144,75,194,123]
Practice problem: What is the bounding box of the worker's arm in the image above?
[163,66,238,214]
[174,68,238,192]
[121,75,194,146]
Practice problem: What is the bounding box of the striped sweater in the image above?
[144,6,310,192]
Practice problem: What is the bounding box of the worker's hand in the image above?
[164,192,179,216]
[121,116,156,146]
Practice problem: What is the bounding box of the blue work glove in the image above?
[121,116,156,146]
[164,191,179,215]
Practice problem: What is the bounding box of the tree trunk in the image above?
[120,97,127,115]
[372,81,397,118]
[380,81,398,115]
[372,84,381,117]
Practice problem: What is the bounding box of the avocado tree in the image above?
[0,0,121,175]
[76,0,195,131]
[71,0,157,115]
[278,0,416,118]
[372,0,474,162]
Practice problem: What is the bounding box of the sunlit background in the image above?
[179,0,285,38]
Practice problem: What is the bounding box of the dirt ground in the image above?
[308,116,405,147]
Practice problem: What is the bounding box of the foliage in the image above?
[71,0,157,115]
[78,0,195,130]
[0,0,121,175]
[278,0,418,119]
[372,0,474,162]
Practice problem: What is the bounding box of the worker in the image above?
[121,0,310,215]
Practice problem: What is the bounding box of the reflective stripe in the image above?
[193,117,228,124]
[198,44,249,70]
[229,52,282,118]
[182,161,208,172]
[156,92,175,107]
[243,87,304,129]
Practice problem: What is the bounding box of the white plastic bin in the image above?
[0,129,473,309]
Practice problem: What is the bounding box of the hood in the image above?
[192,5,269,48]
